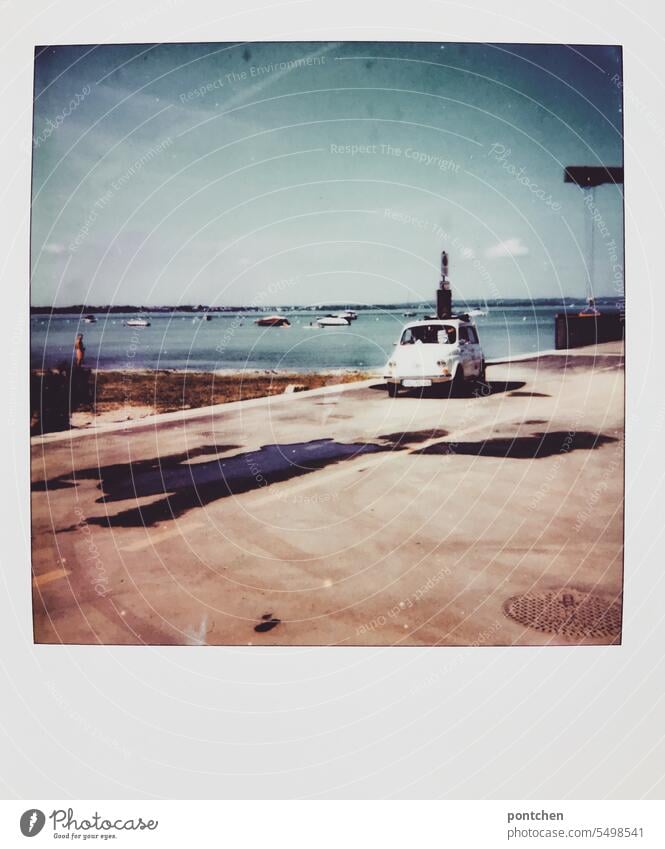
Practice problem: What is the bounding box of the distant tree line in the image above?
[30,296,625,315]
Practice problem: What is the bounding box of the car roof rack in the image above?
[421,313,470,322]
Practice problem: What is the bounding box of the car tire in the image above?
[474,361,490,396]
[450,367,465,397]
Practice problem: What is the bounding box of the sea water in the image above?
[30,306,574,372]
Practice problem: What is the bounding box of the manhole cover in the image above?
[504,588,622,639]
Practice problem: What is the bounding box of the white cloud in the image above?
[485,238,529,259]
[42,243,67,255]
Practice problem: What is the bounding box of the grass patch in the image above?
[88,370,370,414]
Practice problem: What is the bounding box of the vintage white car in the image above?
[383,317,486,396]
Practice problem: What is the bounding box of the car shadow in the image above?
[369,380,526,398]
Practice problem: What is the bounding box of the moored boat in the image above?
[316,315,350,327]
[255,315,291,327]
[125,318,151,327]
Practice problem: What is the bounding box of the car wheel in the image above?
[474,361,490,395]
[448,368,465,398]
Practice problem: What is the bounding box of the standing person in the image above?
[74,333,85,367]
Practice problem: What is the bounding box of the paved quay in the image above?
[31,342,624,646]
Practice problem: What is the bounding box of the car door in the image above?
[466,325,482,376]
[458,325,475,377]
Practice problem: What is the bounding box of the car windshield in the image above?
[400,324,456,345]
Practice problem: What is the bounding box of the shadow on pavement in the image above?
[35,425,607,532]
[414,431,617,460]
[31,444,239,492]
[508,391,551,398]
[369,380,526,397]
[44,437,423,529]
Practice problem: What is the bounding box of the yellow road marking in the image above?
[33,568,71,588]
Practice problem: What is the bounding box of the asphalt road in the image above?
[31,343,624,646]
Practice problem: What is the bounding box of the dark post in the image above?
[436,250,452,319]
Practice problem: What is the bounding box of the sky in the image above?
[31,42,624,306]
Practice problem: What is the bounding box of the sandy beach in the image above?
[30,341,624,647]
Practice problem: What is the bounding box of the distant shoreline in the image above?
[29,298,625,315]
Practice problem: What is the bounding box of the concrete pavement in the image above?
[31,342,624,646]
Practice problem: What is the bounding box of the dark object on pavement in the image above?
[255,618,281,633]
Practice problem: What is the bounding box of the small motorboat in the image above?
[467,308,487,317]
[125,318,151,327]
[336,310,357,321]
[403,311,418,317]
[255,315,291,327]
[317,315,350,327]
[83,314,97,323]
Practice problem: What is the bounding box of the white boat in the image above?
[467,308,487,317]
[336,310,357,321]
[83,314,97,323]
[125,318,151,327]
[317,315,350,327]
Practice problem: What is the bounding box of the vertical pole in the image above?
[587,185,595,305]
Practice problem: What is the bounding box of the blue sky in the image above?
[31,42,623,306]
